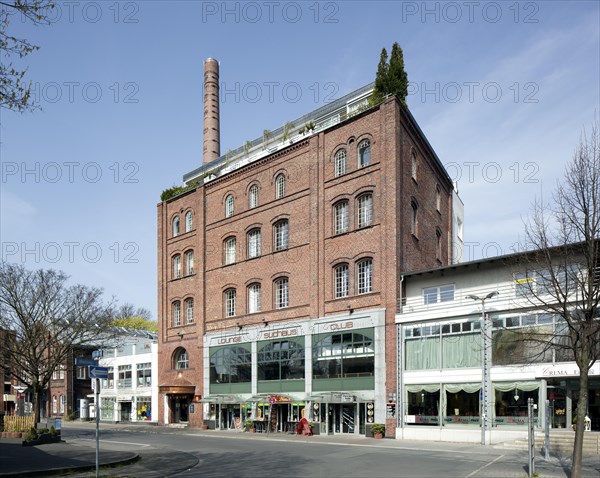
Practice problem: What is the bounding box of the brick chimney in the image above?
[203,58,220,163]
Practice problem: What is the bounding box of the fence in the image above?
[3,415,35,432]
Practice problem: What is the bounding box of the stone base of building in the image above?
[396,427,528,444]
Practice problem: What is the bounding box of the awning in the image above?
[199,394,242,404]
[158,374,196,395]
[306,392,356,403]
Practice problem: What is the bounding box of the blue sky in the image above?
[1,1,599,320]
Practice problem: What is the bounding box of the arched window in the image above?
[357,258,373,294]
[273,219,289,251]
[224,237,236,265]
[312,331,374,379]
[247,283,261,314]
[357,193,373,228]
[358,139,371,167]
[185,211,193,232]
[411,151,417,180]
[334,201,349,234]
[436,228,442,260]
[247,228,261,258]
[174,348,189,369]
[210,346,251,384]
[258,339,305,380]
[436,185,441,212]
[185,250,194,275]
[275,173,286,199]
[335,149,347,177]
[172,254,182,279]
[411,198,418,236]
[225,194,234,218]
[185,298,194,324]
[172,216,180,237]
[274,277,289,309]
[334,263,349,298]
[224,288,236,317]
[172,300,181,326]
[249,184,259,209]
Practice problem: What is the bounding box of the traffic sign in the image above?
[89,365,109,379]
[92,350,104,359]
[75,358,96,366]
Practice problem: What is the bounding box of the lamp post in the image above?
[466,291,498,446]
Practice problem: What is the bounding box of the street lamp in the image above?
[466,291,499,446]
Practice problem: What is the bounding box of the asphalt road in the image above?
[61,423,598,478]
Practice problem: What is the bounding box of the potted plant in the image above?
[371,423,385,439]
[572,416,577,431]
[245,419,255,432]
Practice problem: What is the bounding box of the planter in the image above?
[249,428,256,433]
[22,433,61,447]
[200,424,209,430]
[373,433,384,439]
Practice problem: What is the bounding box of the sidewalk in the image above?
[0,437,137,477]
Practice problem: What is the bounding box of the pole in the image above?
[95,377,99,478]
[544,399,550,460]
[527,397,535,478]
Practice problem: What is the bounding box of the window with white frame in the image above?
[102,367,114,389]
[172,216,180,237]
[357,193,373,228]
[514,272,535,297]
[247,229,261,258]
[118,364,132,388]
[423,284,455,304]
[60,395,65,414]
[172,301,181,326]
[225,194,234,218]
[273,219,289,251]
[185,211,193,232]
[335,149,347,177]
[435,186,441,212]
[185,298,194,323]
[52,396,57,414]
[334,201,349,234]
[275,173,286,199]
[275,277,289,308]
[248,283,261,314]
[249,184,259,209]
[334,263,349,298]
[172,254,181,279]
[174,348,189,369]
[137,362,152,387]
[76,366,86,380]
[224,237,236,265]
[225,288,236,317]
[357,258,372,294]
[436,228,442,260]
[185,250,194,275]
[358,140,371,167]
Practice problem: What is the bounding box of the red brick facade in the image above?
[157,96,454,435]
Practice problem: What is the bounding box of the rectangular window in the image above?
[248,284,261,313]
[274,221,289,251]
[225,238,236,265]
[514,272,534,297]
[186,251,194,275]
[423,285,455,304]
[357,194,373,228]
[136,363,152,388]
[185,299,194,324]
[225,289,236,317]
[173,302,181,327]
[60,395,66,414]
[334,202,348,234]
[173,255,181,279]
[247,230,261,258]
[102,367,114,389]
[118,365,132,389]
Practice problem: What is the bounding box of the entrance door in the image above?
[174,396,190,423]
[547,386,567,429]
[330,404,356,434]
[120,402,131,422]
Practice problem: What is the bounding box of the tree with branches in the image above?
[515,119,599,478]
[111,303,157,332]
[372,42,409,107]
[1,0,55,112]
[0,262,118,424]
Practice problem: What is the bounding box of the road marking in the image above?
[465,454,504,477]
[75,438,152,447]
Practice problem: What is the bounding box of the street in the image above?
[59,422,598,477]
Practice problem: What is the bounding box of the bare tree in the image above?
[0,263,117,424]
[111,303,157,332]
[1,0,55,112]
[517,119,599,478]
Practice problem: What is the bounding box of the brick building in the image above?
[157,59,462,437]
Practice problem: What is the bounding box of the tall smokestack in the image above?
[203,58,220,163]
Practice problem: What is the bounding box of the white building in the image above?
[96,330,159,423]
[395,250,599,444]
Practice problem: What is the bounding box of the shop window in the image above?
[494,384,539,426]
[136,398,152,421]
[210,346,251,384]
[312,330,374,379]
[444,385,480,425]
[257,339,305,381]
[405,388,440,426]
